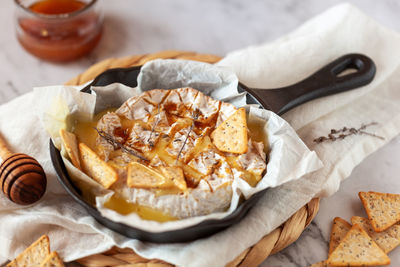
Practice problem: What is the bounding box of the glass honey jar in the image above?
[15,0,103,62]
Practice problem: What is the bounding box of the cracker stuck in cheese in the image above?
[79,143,118,189]
[211,108,248,154]
[73,88,267,220]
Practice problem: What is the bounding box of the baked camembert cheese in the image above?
[63,88,267,220]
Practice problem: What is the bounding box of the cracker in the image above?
[40,251,65,267]
[158,166,187,191]
[7,235,50,267]
[359,191,400,232]
[127,163,187,191]
[59,129,81,170]
[79,143,118,189]
[326,224,390,266]
[329,217,352,255]
[127,162,168,189]
[309,261,329,267]
[351,216,400,253]
[211,107,248,154]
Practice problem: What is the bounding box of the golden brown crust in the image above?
[40,251,65,267]
[211,108,248,154]
[351,216,400,253]
[79,143,118,189]
[60,129,81,170]
[327,224,390,266]
[359,191,400,232]
[328,217,352,255]
[7,235,50,267]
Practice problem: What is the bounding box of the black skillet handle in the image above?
[244,54,376,115]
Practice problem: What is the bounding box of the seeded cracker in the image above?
[351,216,400,253]
[359,191,400,232]
[74,88,267,219]
[79,143,118,189]
[211,107,248,154]
[127,162,170,189]
[59,129,81,170]
[40,251,65,267]
[7,235,50,267]
[158,166,187,191]
[326,224,390,266]
[329,217,352,255]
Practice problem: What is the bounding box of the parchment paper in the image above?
[36,59,321,232]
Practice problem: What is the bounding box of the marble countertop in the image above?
[1,0,400,266]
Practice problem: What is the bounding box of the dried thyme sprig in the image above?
[148,104,161,148]
[313,122,384,144]
[94,127,149,162]
[175,110,200,163]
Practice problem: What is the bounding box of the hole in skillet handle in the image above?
[243,53,376,115]
[331,54,369,77]
[49,64,268,243]
[335,68,358,77]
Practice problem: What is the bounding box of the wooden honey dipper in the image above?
[0,133,46,205]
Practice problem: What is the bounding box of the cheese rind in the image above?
[86,88,267,218]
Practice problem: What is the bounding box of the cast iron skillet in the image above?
[50,53,375,243]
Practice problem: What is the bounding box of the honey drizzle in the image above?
[104,194,177,222]
[72,91,267,220]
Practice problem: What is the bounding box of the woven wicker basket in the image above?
[67,50,320,267]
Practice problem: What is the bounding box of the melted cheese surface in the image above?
[73,88,268,220]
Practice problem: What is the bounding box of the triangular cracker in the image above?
[40,251,65,267]
[59,129,81,170]
[327,224,390,266]
[79,143,118,189]
[359,191,400,232]
[351,216,400,253]
[329,217,352,255]
[211,108,248,154]
[127,162,176,189]
[158,166,187,191]
[7,235,50,267]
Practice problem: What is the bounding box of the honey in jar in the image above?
[15,0,103,62]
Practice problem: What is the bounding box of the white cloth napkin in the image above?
[217,2,400,197]
[1,3,400,267]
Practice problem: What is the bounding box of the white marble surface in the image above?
[1,0,400,266]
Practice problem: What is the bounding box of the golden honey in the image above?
[15,0,103,61]
[71,88,268,220]
[104,194,177,222]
